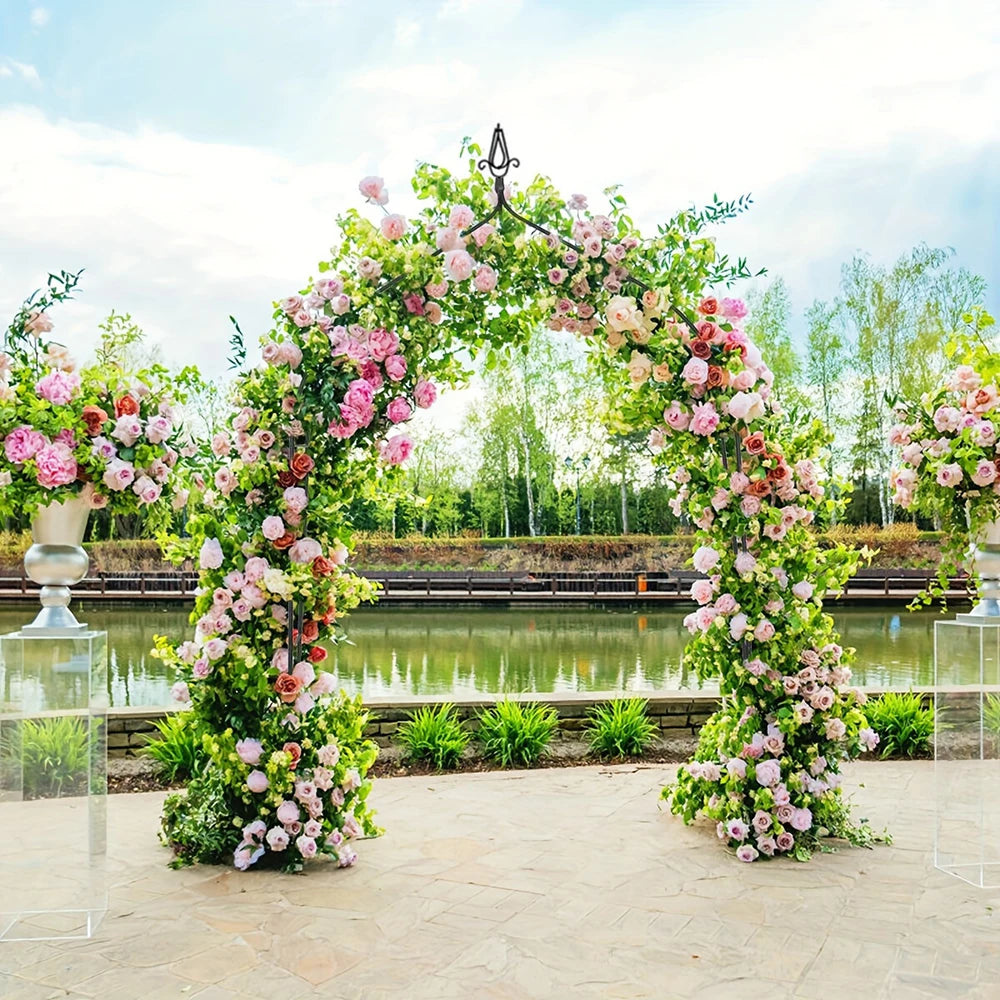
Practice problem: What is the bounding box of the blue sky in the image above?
[1,0,998,382]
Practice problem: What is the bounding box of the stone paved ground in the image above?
[2,762,999,999]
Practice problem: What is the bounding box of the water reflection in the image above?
[0,600,953,708]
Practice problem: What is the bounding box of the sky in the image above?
[1,0,998,394]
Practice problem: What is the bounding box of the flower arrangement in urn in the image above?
[1,271,198,524]
[889,308,1000,611]
[2,271,199,631]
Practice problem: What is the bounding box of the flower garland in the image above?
[158,136,876,870]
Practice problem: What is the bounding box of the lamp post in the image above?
[564,455,590,535]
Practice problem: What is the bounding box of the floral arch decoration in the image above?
[158,125,880,872]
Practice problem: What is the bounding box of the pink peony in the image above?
[380,214,407,240]
[385,354,407,381]
[386,397,412,424]
[34,442,78,487]
[36,370,81,405]
[4,425,45,464]
[414,380,437,409]
[380,434,413,465]
[689,402,720,436]
[444,249,475,282]
[721,297,748,319]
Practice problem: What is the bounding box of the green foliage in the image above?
[396,703,470,769]
[0,716,96,798]
[865,692,934,758]
[160,767,236,868]
[983,693,1000,736]
[142,711,205,782]
[585,698,658,759]
[477,700,559,767]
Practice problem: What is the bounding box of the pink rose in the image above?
[663,403,690,432]
[266,827,289,851]
[102,458,135,492]
[791,581,815,601]
[444,249,475,282]
[35,370,81,405]
[111,415,142,448]
[367,328,399,362]
[754,619,776,642]
[414,380,437,409]
[359,175,387,203]
[236,738,263,764]
[199,538,224,570]
[358,256,382,281]
[296,835,318,859]
[690,579,714,605]
[386,397,412,423]
[682,357,709,385]
[247,770,269,793]
[25,309,54,336]
[692,545,720,573]
[262,515,285,541]
[289,537,322,563]
[935,463,963,488]
[473,265,498,293]
[4,425,45,464]
[34,442,78,487]
[721,297,747,319]
[449,204,475,229]
[380,213,407,240]
[425,302,443,324]
[276,800,300,825]
[972,460,997,487]
[145,414,172,444]
[425,281,448,299]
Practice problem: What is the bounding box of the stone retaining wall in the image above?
[104,688,946,756]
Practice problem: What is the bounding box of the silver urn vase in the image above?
[958,517,1000,623]
[22,489,91,634]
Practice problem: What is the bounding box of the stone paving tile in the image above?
[4,762,1000,998]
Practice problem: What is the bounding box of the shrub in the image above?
[985,693,1000,736]
[143,711,205,782]
[585,698,659,759]
[865,692,934,758]
[0,716,96,797]
[396,703,470,769]
[477,700,559,767]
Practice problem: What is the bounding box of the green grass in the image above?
[396,703,470,770]
[477,700,559,767]
[865,692,935,758]
[584,698,659,759]
[0,716,97,797]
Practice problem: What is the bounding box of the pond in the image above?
[0,601,952,709]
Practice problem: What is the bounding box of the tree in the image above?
[745,278,807,410]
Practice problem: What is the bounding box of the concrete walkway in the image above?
[1,762,998,999]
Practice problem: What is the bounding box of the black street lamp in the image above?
[564,455,590,535]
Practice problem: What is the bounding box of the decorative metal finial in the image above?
[478,123,519,179]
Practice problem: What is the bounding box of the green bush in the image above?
[142,711,205,782]
[865,692,934,758]
[984,693,1000,736]
[477,700,559,767]
[0,716,96,797]
[585,698,659,759]
[397,703,470,769]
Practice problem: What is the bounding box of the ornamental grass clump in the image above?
[585,698,659,759]
[477,699,559,767]
[397,704,470,770]
[142,711,206,782]
[0,716,94,798]
[864,692,933,758]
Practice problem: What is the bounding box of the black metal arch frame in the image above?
[284,124,755,667]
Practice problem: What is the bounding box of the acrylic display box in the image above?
[0,630,108,940]
[934,619,1000,888]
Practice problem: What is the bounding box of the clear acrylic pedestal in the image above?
[934,620,1000,888]
[0,630,108,940]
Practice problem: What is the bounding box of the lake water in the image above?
[0,601,952,709]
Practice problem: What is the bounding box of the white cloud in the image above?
[393,16,420,46]
[30,7,50,28]
[2,60,41,85]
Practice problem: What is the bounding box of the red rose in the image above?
[307,645,328,663]
[698,297,719,316]
[273,531,296,550]
[115,395,139,417]
[274,673,303,703]
[767,463,790,482]
[81,405,108,436]
[743,432,766,456]
[290,452,314,480]
[747,478,772,497]
[277,470,297,488]
[691,341,712,360]
[282,742,302,770]
[311,556,334,578]
[302,620,320,643]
